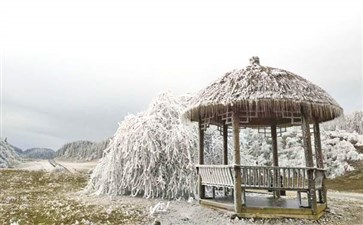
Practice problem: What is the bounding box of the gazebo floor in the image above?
[200,193,326,220]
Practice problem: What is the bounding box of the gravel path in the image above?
[328,191,363,201]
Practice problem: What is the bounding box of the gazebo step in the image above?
[200,198,327,220]
[236,206,326,220]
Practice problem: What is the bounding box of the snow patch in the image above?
[51,165,66,173]
[149,202,170,216]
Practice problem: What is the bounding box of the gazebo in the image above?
[184,57,343,220]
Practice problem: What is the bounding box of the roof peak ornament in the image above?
[249,56,260,65]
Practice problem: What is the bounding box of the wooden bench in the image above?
[197,165,326,207]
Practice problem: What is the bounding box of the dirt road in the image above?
[14,159,55,171]
[54,159,98,173]
[14,159,98,174]
[328,190,363,202]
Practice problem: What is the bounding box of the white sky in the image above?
[0,0,362,150]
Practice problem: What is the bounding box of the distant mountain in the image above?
[0,139,21,168]
[56,139,110,161]
[10,144,23,155]
[22,148,55,159]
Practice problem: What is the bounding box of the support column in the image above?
[223,124,229,196]
[301,111,318,214]
[198,120,205,199]
[313,122,323,168]
[232,113,243,213]
[271,124,280,198]
[314,121,326,203]
[223,124,228,165]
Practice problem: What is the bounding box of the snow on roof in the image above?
[184,56,343,124]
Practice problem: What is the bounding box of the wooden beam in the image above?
[223,124,228,165]
[313,121,326,204]
[198,120,205,199]
[301,111,317,214]
[232,112,243,213]
[271,124,280,198]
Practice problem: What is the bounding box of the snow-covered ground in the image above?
[76,190,363,225]
[5,152,363,225]
[14,159,55,171]
[3,164,363,225]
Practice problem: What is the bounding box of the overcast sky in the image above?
[0,0,362,150]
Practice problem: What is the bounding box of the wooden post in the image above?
[198,120,205,199]
[223,124,228,165]
[271,124,280,198]
[301,111,317,214]
[232,113,243,213]
[313,122,323,168]
[313,121,326,203]
[223,124,229,196]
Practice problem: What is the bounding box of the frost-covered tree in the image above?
[0,138,21,168]
[321,129,363,178]
[204,127,229,165]
[259,127,363,178]
[86,93,198,199]
[322,110,363,134]
[236,126,362,178]
[240,128,271,166]
[56,139,110,161]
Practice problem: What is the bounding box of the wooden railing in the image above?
[196,165,325,191]
[240,166,325,190]
[197,165,234,187]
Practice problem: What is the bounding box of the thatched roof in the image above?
[184,57,343,125]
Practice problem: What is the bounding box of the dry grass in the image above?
[0,170,147,225]
[326,160,363,193]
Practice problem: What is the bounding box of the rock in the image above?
[181,217,190,221]
[230,214,238,220]
[153,220,161,225]
[187,197,194,203]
